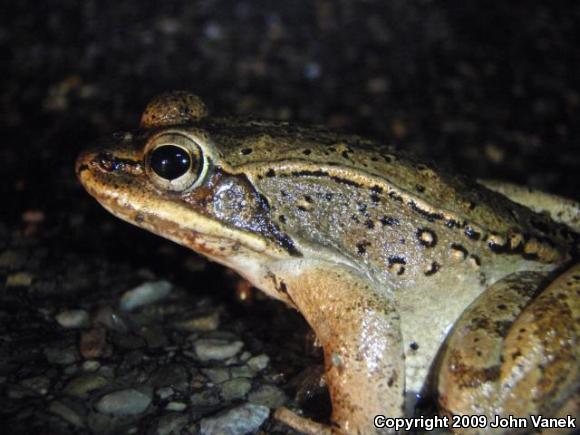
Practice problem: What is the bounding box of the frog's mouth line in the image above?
[78,167,295,267]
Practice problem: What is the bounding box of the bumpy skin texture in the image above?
[76,92,579,434]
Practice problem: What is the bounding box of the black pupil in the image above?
[150,145,191,180]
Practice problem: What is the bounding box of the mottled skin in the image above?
[77,92,580,434]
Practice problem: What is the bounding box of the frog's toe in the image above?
[274,407,336,434]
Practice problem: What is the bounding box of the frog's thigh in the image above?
[479,179,580,232]
[499,264,579,417]
[272,262,404,434]
[437,265,580,421]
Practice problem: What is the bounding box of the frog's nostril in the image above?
[96,152,119,172]
[75,148,97,176]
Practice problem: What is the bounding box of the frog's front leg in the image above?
[270,261,404,434]
[436,264,580,432]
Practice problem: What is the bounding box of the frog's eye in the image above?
[150,145,191,180]
[145,133,205,191]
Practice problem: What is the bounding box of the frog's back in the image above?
[199,117,577,265]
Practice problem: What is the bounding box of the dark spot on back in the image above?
[389,191,404,203]
[425,261,440,276]
[241,148,253,155]
[356,241,371,254]
[488,239,508,254]
[451,243,468,258]
[380,216,399,226]
[417,228,437,248]
[447,219,462,229]
[388,255,406,265]
[465,226,481,240]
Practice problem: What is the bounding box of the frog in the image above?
[76,91,579,434]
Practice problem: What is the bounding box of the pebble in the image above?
[190,390,221,407]
[94,306,128,332]
[239,351,251,361]
[95,389,152,416]
[150,365,189,391]
[82,360,101,372]
[156,386,174,400]
[172,311,220,331]
[156,413,189,435]
[193,339,243,361]
[201,367,231,384]
[80,327,110,359]
[64,365,80,376]
[246,354,270,372]
[63,373,109,397]
[164,401,187,411]
[7,385,29,399]
[49,401,85,428]
[44,346,79,365]
[229,365,255,379]
[56,309,89,329]
[112,332,146,350]
[120,280,172,311]
[199,403,269,435]
[219,378,252,401]
[5,272,33,287]
[0,249,26,268]
[138,325,168,348]
[248,385,287,408]
[20,375,50,395]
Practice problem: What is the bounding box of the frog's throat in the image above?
[91,185,295,262]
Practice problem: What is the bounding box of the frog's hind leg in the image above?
[479,179,580,232]
[436,265,580,431]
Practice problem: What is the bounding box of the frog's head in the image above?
[76,92,302,278]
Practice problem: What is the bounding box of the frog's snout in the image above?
[76,134,144,182]
[75,147,98,179]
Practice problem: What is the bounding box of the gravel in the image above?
[193,338,244,361]
[95,389,153,416]
[120,280,172,311]
[199,403,270,435]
